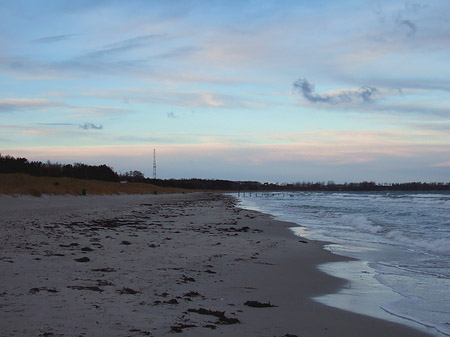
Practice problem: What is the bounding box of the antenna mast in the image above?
[153,149,157,179]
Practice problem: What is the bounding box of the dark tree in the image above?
[0,154,119,182]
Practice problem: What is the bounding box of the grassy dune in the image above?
[0,173,188,196]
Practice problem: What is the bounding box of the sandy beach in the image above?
[0,193,432,337]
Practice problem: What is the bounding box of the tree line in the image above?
[0,155,119,182]
[1,154,449,191]
[264,181,450,192]
[145,179,450,191]
[146,178,262,191]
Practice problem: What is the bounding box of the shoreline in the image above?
[0,193,433,336]
[237,192,446,337]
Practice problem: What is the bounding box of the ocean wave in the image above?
[340,214,384,234]
[381,303,450,337]
[377,261,450,280]
[238,191,450,337]
[340,214,450,256]
[416,238,450,256]
[386,230,450,256]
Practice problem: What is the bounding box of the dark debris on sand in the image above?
[29,287,59,294]
[187,308,240,325]
[183,291,202,298]
[129,328,152,335]
[91,267,116,273]
[180,275,196,283]
[245,300,277,308]
[118,287,140,295]
[170,323,197,333]
[67,285,103,292]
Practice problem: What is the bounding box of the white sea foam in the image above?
[381,306,449,336]
[378,261,450,280]
[386,230,450,256]
[382,300,450,337]
[340,214,384,234]
[418,238,450,256]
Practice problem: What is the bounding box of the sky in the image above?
[1,0,449,183]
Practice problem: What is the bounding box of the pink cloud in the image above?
[2,141,449,182]
[432,161,450,167]
[0,98,65,112]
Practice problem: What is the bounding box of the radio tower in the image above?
[153,149,157,179]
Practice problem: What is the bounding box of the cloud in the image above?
[398,19,417,37]
[31,34,77,43]
[155,46,199,59]
[37,122,103,130]
[432,161,450,167]
[38,123,77,127]
[293,78,378,104]
[374,1,421,38]
[365,77,450,93]
[0,50,152,80]
[0,98,65,112]
[84,34,162,59]
[113,135,166,143]
[83,88,264,110]
[375,103,450,117]
[58,57,149,77]
[167,111,178,119]
[292,78,331,103]
[0,98,131,120]
[80,105,133,116]
[79,122,103,130]
[40,92,69,98]
[412,122,450,134]
[292,78,450,118]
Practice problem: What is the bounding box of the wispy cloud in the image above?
[39,92,70,98]
[31,34,77,44]
[155,46,199,59]
[398,19,417,37]
[0,98,65,112]
[0,97,131,118]
[85,34,162,59]
[37,122,103,130]
[79,122,103,130]
[167,111,178,119]
[362,77,450,93]
[82,88,266,110]
[80,105,132,117]
[432,161,450,167]
[293,78,379,104]
[292,78,450,117]
[0,50,152,80]
[38,123,76,127]
[374,1,425,38]
[375,103,450,117]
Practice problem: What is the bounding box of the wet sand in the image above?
[0,193,432,336]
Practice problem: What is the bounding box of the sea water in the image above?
[237,191,450,336]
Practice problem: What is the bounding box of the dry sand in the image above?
[0,193,432,337]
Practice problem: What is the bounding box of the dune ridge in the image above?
[0,173,187,196]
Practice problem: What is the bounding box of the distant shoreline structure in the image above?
[1,154,449,192]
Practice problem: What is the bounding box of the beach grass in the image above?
[0,173,188,196]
